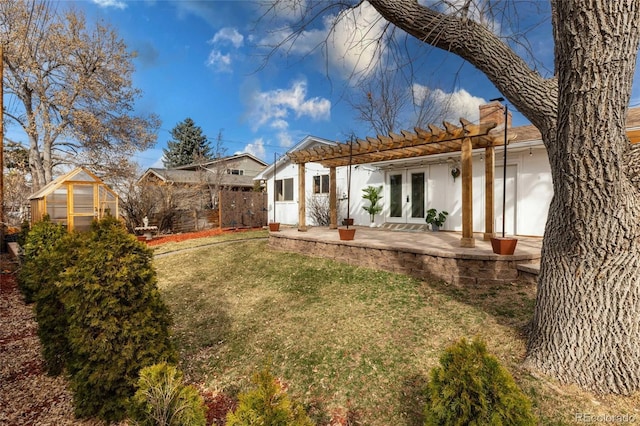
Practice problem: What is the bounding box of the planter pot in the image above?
[491,237,518,255]
[269,222,280,232]
[338,228,356,241]
[342,218,354,226]
[430,224,440,232]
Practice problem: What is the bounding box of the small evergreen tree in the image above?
[59,217,177,422]
[162,118,212,167]
[128,362,206,426]
[226,366,314,426]
[424,338,536,426]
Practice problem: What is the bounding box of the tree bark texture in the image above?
[367,0,640,393]
[526,0,640,394]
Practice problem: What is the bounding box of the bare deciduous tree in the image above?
[268,0,640,394]
[0,1,159,190]
[349,65,451,135]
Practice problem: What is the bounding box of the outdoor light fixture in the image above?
[489,96,508,238]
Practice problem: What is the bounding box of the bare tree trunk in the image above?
[525,0,640,394]
[366,0,640,393]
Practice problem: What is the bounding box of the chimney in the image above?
[479,101,512,129]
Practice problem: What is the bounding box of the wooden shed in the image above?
[28,167,119,232]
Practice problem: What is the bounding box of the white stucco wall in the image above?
[263,145,553,236]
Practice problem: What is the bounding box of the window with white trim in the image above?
[313,174,330,194]
[275,178,294,201]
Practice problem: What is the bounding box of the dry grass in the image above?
[154,234,640,425]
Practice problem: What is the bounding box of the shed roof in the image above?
[28,167,116,200]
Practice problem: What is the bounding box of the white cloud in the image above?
[413,85,485,123]
[327,2,386,78]
[206,28,245,72]
[248,79,331,132]
[276,131,294,148]
[258,2,386,79]
[211,28,244,48]
[206,50,232,72]
[91,0,127,9]
[240,138,266,159]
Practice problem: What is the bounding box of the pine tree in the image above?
[162,118,212,168]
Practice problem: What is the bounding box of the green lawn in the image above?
[154,231,639,425]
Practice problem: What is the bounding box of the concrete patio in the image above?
[268,225,542,285]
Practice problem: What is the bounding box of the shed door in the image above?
[71,184,96,231]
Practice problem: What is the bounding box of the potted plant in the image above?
[426,208,448,231]
[362,185,383,227]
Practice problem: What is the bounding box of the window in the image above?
[313,174,330,194]
[226,169,244,175]
[275,178,294,201]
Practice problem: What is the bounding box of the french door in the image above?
[387,169,427,224]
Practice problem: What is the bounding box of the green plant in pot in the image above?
[362,185,383,227]
[426,208,448,231]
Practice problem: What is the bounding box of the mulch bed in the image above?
[146,227,263,246]
[0,235,245,425]
[0,267,102,426]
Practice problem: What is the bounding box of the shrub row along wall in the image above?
[18,217,177,423]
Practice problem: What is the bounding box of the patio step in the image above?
[517,262,539,284]
[379,223,431,232]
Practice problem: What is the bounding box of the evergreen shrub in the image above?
[226,366,314,426]
[59,217,177,422]
[424,338,536,426]
[128,362,206,426]
[35,231,82,376]
[17,217,67,303]
[18,217,74,375]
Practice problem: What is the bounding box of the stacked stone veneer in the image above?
[269,234,539,286]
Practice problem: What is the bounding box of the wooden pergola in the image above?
[287,119,515,247]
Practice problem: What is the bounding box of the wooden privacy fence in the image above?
[218,190,268,229]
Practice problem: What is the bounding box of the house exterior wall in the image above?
[265,145,552,237]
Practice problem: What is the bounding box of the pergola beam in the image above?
[287,120,503,168]
[286,117,508,248]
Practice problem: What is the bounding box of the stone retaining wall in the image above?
[269,234,538,285]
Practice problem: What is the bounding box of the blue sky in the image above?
[72,0,638,169]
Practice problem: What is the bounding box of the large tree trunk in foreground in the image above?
[365,0,640,393]
[525,0,640,394]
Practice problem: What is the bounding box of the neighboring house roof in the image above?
[139,152,268,188]
[29,167,116,200]
[175,152,268,171]
[139,168,258,187]
[254,135,337,181]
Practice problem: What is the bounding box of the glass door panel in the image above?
[411,172,425,219]
[389,174,403,218]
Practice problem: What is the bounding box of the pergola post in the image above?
[329,166,337,229]
[298,163,307,231]
[484,146,495,240]
[460,137,475,247]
